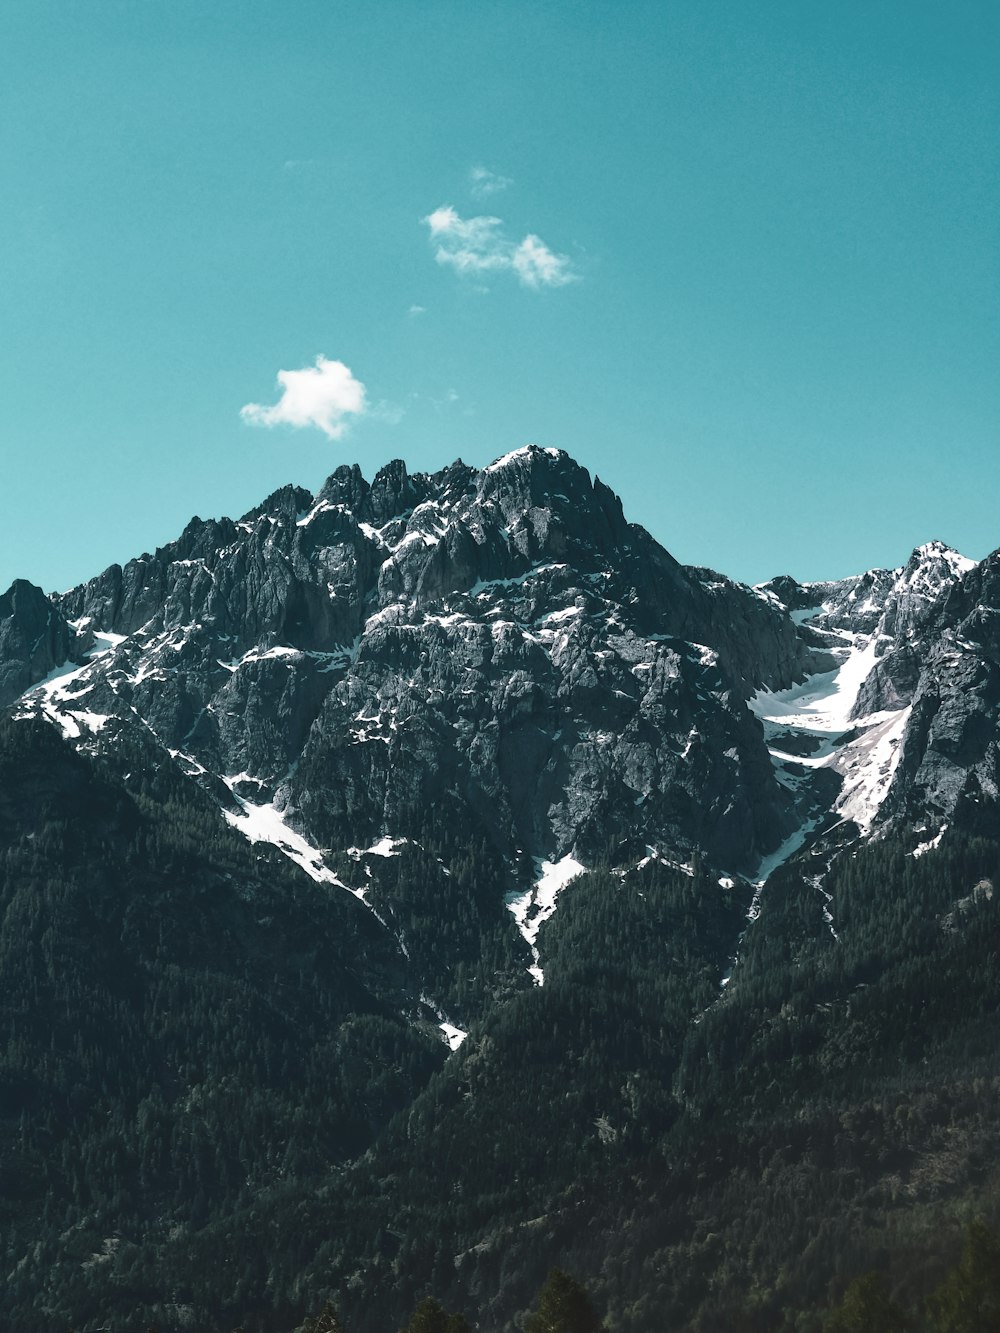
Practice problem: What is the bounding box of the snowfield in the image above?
[506,854,586,985]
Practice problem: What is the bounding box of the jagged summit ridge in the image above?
[1,442,995,960]
[5,448,809,894]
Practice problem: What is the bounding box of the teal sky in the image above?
[2,1,997,594]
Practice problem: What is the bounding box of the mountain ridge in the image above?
[2,444,999,1331]
[2,446,992,917]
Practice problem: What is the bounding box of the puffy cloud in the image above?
[469,165,513,198]
[512,234,575,289]
[423,205,576,289]
[240,356,367,441]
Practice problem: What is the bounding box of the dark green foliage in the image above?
[4,708,1000,1332]
[524,1269,604,1333]
[398,1294,471,1333]
[824,1272,911,1332]
[0,717,442,1331]
[359,828,532,1018]
[288,860,759,1330]
[927,1218,1000,1333]
[300,837,1000,1332]
[298,1301,346,1333]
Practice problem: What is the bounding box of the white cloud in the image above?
[240,356,367,441]
[469,165,513,198]
[423,205,576,290]
[424,206,510,274]
[513,235,575,289]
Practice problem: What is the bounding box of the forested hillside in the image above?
[1,450,998,1330]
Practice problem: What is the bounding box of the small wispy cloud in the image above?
[408,304,427,317]
[423,205,576,290]
[428,388,460,411]
[240,355,367,441]
[370,399,405,426]
[469,165,513,199]
[512,235,576,290]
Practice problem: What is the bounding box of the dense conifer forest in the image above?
[1,707,998,1330]
[51,1225,1000,1331]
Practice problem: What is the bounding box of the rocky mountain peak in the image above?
[0,578,74,706]
[3,446,826,895]
[476,444,587,508]
[317,461,370,511]
[363,457,429,526]
[241,483,314,525]
[5,445,998,928]
[876,540,976,642]
[756,538,976,648]
[897,539,977,597]
[0,479,996,1333]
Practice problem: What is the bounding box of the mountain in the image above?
[1,446,998,1331]
[0,578,73,706]
[756,538,997,851]
[25,447,812,869]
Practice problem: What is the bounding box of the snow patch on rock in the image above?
[220,779,353,894]
[505,854,586,986]
[439,1022,468,1051]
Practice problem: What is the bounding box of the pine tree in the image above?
[299,1301,346,1332]
[399,1295,471,1333]
[824,1271,911,1332]
[524,1269,605,1333]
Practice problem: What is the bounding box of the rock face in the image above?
[5,446,997,955]
[873,548,1000,837]
[755,539,989,844]
[13,447,822,884]
[0,579,75,706]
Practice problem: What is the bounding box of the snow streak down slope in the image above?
[751,542,979,877]
[751,628,909,838]
[506,855,586,985]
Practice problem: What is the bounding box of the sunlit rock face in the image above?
[4,445,992,888]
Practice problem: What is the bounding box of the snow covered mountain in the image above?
[1,446,999,1332]
[1,449,992,993]
[756,539,993,856]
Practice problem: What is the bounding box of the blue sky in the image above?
[2,0,997,593]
